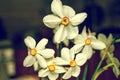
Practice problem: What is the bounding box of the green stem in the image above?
[91,44,110,80]
[82,62,88,80]
[91,60,103,80]
[94,63,114,80]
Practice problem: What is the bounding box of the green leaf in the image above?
[114,39,120,43]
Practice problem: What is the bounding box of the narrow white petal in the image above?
[75,53,87,66]
[54,25,67,43]
[40,49,55,58]
[48,73,59,80]
[91,39,106,50]
[66,25,79,39]
[63,5,75,17]
[63,67,72,79]
[36,54,47,68]
[54,66,66,73]
[51,0,63,18]
[61,47,70,61]
[24,36,36,49]
[72,66,80,77]
[38,68,49,77]
[54,57,69,65]
[43,14,61,28]
[23,55,36,67]
[81,26,88,38]
[82,45,93,59]
[36,38,48,50]
[70,13,87,25]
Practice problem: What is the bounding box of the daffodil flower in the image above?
[43,0,87,43]
[54,47,87,79]
[38,58,66,80]
[23,36,54,68]
[74,27,106,59]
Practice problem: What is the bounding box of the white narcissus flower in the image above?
[43,0,87,43]
[74,27,106,59]
[23,36,55,68]
[54,47,87,79]
[38,58,66,80]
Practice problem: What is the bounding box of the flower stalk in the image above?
[82,62,88,80]
[91,44,110,80]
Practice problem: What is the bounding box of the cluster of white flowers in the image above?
[23,0,106,80]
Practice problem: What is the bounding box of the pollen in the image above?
[48,64,55,72]
[61,17,70,26]
[70,60,76,67]
[30,49,37,56]
[85,38,91,45]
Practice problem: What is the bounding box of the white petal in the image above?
[75,53,87,66]
[91,39,106,50]
[63,5,75,17]
[23,55,36,67]
[24,36,36,49]
[74,35,85,44]
[82,45,93,59]
[36,38,48,50]
[54,25,67,43]
[33,61,39,71]
[36,54,47,68]
[71,44,84,54]
[54,57,69,65]
[63,67,72,79]
[63,38,69,46]
[51,0,63,18]
[72,66,80,77]
[48,72,59,80]
[38,68,49,77]
[40,49,55,58]
[43,14,61,28]
[66,25,79,39]
[54,66,66,73]
[70,13,87,26]
[61,47,70,61]
[81,26,88,38]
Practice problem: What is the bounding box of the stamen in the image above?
[30,49,37,56]
[48,64,55,72]
[85,38,91,45]
[70,60,76,67]
[61,17,70,26]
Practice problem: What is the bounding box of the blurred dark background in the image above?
[0,0,120,80]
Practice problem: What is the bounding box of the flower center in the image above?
[48,64,55,72]
[85,38,91,45]
[70,60,76,67]
[30,49,37,56]
[61,17,70,26]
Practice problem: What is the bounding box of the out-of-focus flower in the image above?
[74,27,106,59]
[98,34,120,78]
[54,47,87,79]
[43,0,87,43]
[38,58,66,80]
[23,36,54,68]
